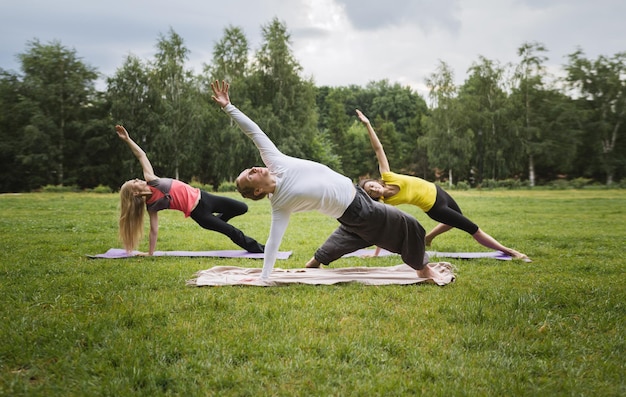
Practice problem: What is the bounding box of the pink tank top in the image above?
[146,178,200,217]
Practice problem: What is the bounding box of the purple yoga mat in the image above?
[344,248,514,261]
[88,248,292,260]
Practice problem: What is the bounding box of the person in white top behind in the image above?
[210,80,447,284]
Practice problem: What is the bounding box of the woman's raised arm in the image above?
[115,125,157,182]
[356,110,391,174]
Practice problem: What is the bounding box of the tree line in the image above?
[1,18,624,193]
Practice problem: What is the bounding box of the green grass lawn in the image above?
[0,190,624,396]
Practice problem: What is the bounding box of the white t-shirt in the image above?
[223,104,356,279]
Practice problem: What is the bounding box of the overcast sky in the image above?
[1,0,624,95]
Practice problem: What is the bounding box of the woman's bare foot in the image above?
[305,257,321,268]
[508,249,532,262]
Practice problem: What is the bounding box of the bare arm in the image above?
[148,210,159,255]
[115,125,157,182]
[356,109,391,174]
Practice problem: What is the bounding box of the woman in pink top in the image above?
[356,110,530,261]
[116,125,264,255]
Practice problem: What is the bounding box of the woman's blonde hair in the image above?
[118,180,146,252]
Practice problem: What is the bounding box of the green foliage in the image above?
[41,184,79,192]
[566,50,626,185]
[147,29,202,181]
[543,177,621,190]
[497,178,526,189]
[453,180,470,190]
[308,129,344,174]
[198,26,256,186]
[479,179,499,189]
[245,18,318,160]
[478,179,529,190]
[217,181,238,192]
[2,21,626,194]
[207,25,249,82]
[90,184,113,194]
[106,54,156,180]
[570,177,593,189]
[187,180,238,193]
[547,179,570,190]
[7,39,103,191]
[0,70,29,192]
[188,180,213,192]
[316,81,429,180]
[0,191,624,396]
[421,61,475,183]
[461,56,519,182]
[436,180,472,191]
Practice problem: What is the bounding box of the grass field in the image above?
[0,189,624,396]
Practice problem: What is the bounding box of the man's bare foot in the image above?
[416,262,456,280]
[416,267,434,279]
[305,257,321,268]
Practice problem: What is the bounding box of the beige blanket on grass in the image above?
[187,262,456,287]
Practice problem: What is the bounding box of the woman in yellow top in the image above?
[356,110,530,261]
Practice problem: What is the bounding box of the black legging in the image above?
[190,191,264,253]
[425,186,479,235]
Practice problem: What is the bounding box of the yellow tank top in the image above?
[381,171,437,212]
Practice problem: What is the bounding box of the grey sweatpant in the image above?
[314,185,428,270]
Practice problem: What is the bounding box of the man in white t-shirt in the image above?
[211,80,435,282]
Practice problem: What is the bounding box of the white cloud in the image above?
[1,0,624,95]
